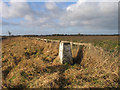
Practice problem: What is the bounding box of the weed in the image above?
[92,78,99,84]
[20,78,26,83]
[85,68,88,71]
[8,75,16,83]
[3,66,12,79]
[2,56,4,59]
[3,59,8,63]
[24,51,30,59]
[65,62,68,66]
[20,71,28,79]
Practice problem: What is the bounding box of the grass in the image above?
[8,75,16,83]
[20,71,27,79]
[93,40,118,53]
[40,36,119,53]
[2,36,119,88]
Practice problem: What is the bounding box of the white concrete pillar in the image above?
[59,41,73,64]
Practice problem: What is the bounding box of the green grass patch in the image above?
[93,40,118,53]
[8,75,16,83]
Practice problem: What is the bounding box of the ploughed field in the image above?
[2,36,119,88]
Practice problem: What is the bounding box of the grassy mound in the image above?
[2,37,119,88]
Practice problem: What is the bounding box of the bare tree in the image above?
[8,31,11,36]
[78,33,81,36]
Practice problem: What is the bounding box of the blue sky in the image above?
[0,0,118,35]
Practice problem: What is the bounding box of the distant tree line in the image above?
[48,33,120,36]
[1,33,120,37]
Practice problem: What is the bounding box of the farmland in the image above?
[40,35,119,53]
[1,36,119,88]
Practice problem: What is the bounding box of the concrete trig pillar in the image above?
[70,42,73,50]
[59,41,73,64]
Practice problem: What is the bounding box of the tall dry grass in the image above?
[2,37,119,88]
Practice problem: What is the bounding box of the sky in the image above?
[0,0,118,35]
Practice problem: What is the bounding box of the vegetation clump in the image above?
[2,37,119,88]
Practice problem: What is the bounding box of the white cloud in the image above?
[1,0,33,19]
[60,0,118,30]
[45,2,57,10]
[24,15,34,21]
[99,2,117,15]
[10,0,27,2]
[1,0,118,32]
[45,2,64,18]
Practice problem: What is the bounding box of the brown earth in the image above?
[2,37,119,88]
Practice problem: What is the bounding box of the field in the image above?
[2,36,119,88]
[40,36,119,53]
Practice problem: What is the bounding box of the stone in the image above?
[59,41,73,64]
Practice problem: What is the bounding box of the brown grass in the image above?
[2,37,119,88]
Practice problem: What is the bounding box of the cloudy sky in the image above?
[0,0,118,35]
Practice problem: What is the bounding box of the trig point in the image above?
[59,41,73,64]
